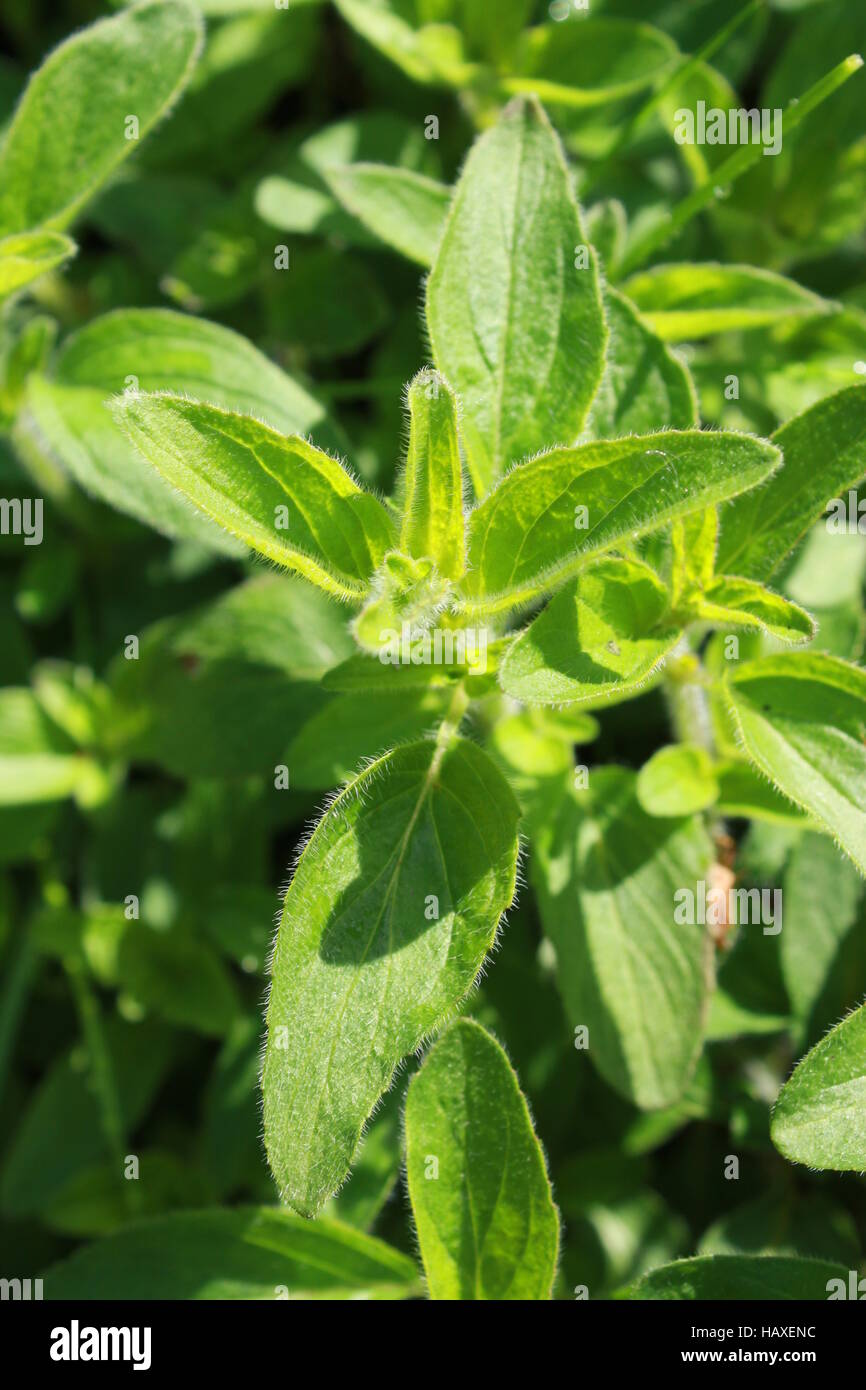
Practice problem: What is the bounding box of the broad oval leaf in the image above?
[400,369,465,579]
[0,1,203,235]
[499,557,680,707]
[771,1002,866,1170]
[405,1019,559,1300]
[426,95,607,496]
[113,394,395,598]
[636,744,719,818]
[262,737,520,1216]
[584,286,698,440]
[717,383,866,580]
[460,431,781,615]
[324,164,450,266]
[624,1254,849,1301]
[724,652,866,873]
[623,263,828,341]
[0,231,76,301]
[42,1207,419,1300]
[532,767,714,1109]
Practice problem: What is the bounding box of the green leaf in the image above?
[20,309,341,553]
[334,0,475,85]
[685,575,816,644]
[0,688,99,805]
[622,263,829,341]
[506,18,677,108]
[399,369,465,580]
[698,1193,861,1267]
[108,575,353,780]
[405,1019,559,1300]
[670,506,717,607]
[266,246,390,361]
[585,198,627,270]
[426,96,607,496]
[0,231,75,301]
[499,557,680,707]
[86,915,241,1038]
[717,383,866,580]
[286,688,452,790]
[0,1,203,235]
[771,1002,866,1170]
[323,164,450,266]
[532,767,714,1109]
[724,652,866,873]
[460,431,781,616]
[781,832,865,1040]
[48,308,339,444]
[1,1020,174,1218]
[262,737,520,1216]
[112,394,395,598]
[585,286,697,439]
[323,1083,404,1231]
[637,744,719,817]
[43,1208,420,1300]
[714,761,811,826]
[624,1254,849,1300]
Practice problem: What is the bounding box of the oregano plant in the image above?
[1,0,866,1313]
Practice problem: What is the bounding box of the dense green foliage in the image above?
[1,0,866,1302]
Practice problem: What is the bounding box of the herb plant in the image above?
[2,0,866,1304]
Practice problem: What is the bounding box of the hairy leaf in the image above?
[262,737,520,1215]
[460,431,781,615]
[717,384,866,580]
[585,287,698,439]
[771,1002,866,1170]
[724,652,866,873]
[623,263,828,340]
[400,369,465,579]
[499,557,680,707]
[426,96,606,495]
[405,1020,559,1300]
[113,395,395,598]
[686,575,816,644]
[532,767,714,1109]
[21,309,340,552]
[0,1,203,234]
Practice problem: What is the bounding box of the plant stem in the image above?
[0,931,39,1114]
[65,957,138,1211]
[582,0,765,197]
[617,54,864,278]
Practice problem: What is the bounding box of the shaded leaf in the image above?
[405,1019,559,1300]
[262,737,520,1215]
[43,1207,419,1300]
[771,1001,866,1170]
